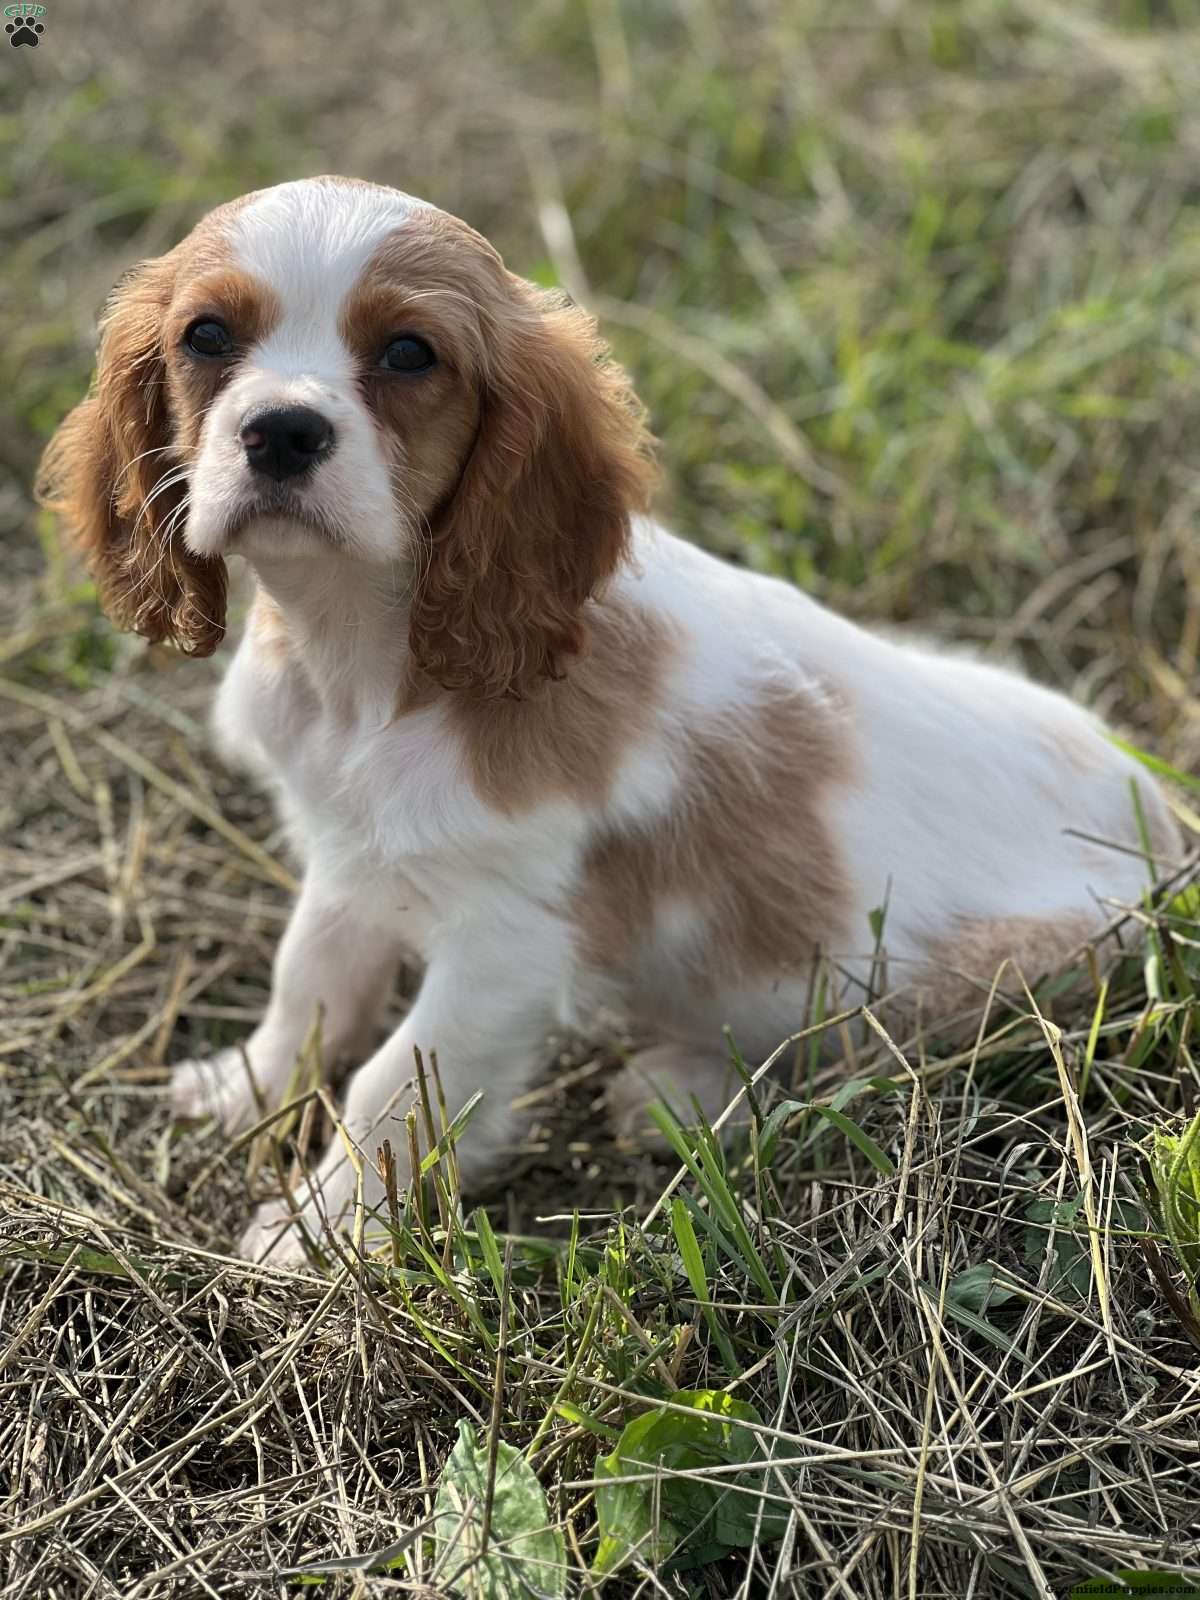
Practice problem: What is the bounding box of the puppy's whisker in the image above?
[114,444,176,489]
[131,467,190,534]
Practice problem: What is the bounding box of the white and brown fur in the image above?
[38,177,1182,1263]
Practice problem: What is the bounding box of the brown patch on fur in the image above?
[338,232,483,528]
[574,685,853,983]
[892,910,1106,1034]
[37,249,223,656]
[344,211,657,701]
[450,599,673,813]
[248,591,293,671]
[35,211,277,659]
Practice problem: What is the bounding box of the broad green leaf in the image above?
[1071,1570,1200,1598]
[432,1421,566,1599]
[593,1449,682,1575]
[1023,1195,1146,1306]
[592,1389,791,1577]
[1023,1197,1094,1303]
[947,1263,1015,1313]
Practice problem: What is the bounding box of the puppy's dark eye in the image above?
[380,335,436,373]
[185,319,233,357]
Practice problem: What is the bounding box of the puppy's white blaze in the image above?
[228,178,427,319]
[186,180,426,563]
[239,329,355,387]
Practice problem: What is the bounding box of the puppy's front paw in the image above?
[607,1062,674,1147]
[239,1154,399,1267]
[607,1046,747,1146]
[172,1047,266,1133]
[239,1199,320,1268]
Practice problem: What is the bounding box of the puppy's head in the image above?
[38,177,655,694]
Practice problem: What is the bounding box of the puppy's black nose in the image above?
[240,406,335,481]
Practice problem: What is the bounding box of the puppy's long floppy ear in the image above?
[36,253,226,657]
[411,279,655,698]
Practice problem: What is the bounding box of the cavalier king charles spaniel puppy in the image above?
[40,176,1180,1263]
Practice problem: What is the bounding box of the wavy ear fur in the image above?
[36,254,227,657]
[410,280,656,699]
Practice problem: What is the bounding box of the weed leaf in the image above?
[1071,1571,1200,1599]
[433,1421,566,1598]
[592,1389,790,1576]
[947,1263,1015,1313]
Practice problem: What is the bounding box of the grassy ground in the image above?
[3,0,1200,1595]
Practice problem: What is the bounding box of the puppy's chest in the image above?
[216,649,459,866]
[215,640,597,944]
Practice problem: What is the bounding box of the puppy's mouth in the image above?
[224,487,341,545]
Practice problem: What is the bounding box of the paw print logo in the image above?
[5,12,45,46]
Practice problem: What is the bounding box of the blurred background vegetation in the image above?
[3,0,1198,765]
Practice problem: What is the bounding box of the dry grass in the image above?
[3,0,1200,1595]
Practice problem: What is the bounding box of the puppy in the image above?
[39,177,1181,1262]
